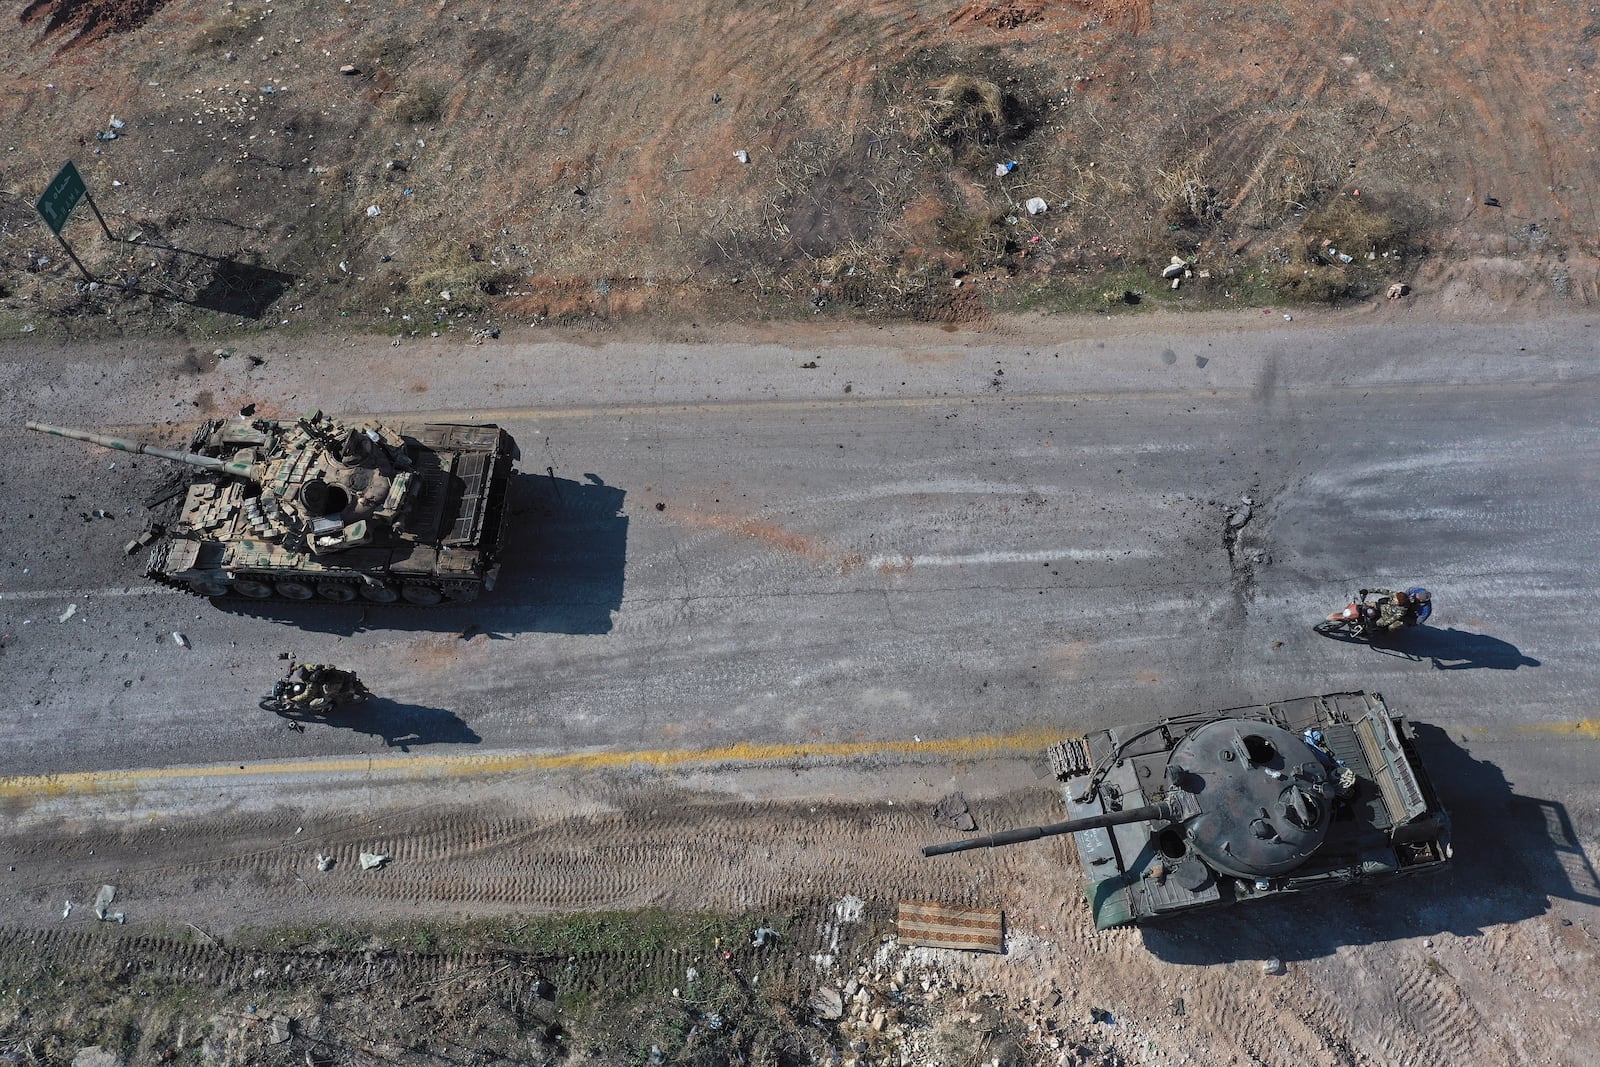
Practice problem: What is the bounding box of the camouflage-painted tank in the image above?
[924,691,1451,928]
[28,411,518,605]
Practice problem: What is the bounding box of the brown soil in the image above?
[2,756,1598,1066]
[3,0,1599,334]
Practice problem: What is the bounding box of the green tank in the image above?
[924,691,1452,929]
[28,412,518,605]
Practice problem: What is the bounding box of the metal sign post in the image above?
[35,161,116,282]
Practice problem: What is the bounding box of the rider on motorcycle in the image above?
[1324,587,1432,633]
[278,662,367,710]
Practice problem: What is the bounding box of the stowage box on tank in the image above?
[28,412,518,606]
[924,691,1451,929]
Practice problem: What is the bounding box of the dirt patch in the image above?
[18,0,170,52]
[1,765,1597,1066]
[4,0,1598,334]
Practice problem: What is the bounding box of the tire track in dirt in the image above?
[1383,953,1506,1066]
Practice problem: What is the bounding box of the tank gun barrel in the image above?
[27,421,231,473]
[922,802,1169,857]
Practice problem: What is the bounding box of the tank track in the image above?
[144,564,474,607]
[1046,737,1092,780]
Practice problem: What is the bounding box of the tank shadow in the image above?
[273,699,480,751]
[210,471,628,636]
[1139,723,1597,964]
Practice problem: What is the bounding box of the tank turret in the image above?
[923,692,1451,929]
[28,411,517,605]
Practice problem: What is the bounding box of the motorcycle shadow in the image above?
[273,699,481,750]
[1353,626,1541,670]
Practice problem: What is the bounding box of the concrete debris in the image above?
[93,884,125,923]
[359,852,390,870]
[810,986,845,1020]
[269,1016,292,1043]
[339,64,361,75]
[70,1048,121,1067]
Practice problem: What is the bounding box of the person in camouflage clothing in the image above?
[1362,588,1429,631]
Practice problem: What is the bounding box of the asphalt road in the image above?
[1,312,1596,813]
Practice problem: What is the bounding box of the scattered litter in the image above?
[172,631,189,648]
[1090,1006,1115,1025]
[366,204,381,217]
[995,160,1018,176]
[20,324,36,333]
[1161,256,1189,280]
[1262,956,1285,975]
[58,604,77,623]
[1283,313,1293,321]
[734,149,749,164]
[269,1017,291,1043]
[752,926,779,947]
[62,900,72,919]
[339,64,361,75]
[685,967,699,983]
[932,792,977,832]
[93,885,125,923]
[1024,196,1048,215]
[315,853,334,872]
[109,117,125,129]
[1387,282,1410,299]
[359,852,390,870]
[1484,195,1501,207]
[809,987,844,1020]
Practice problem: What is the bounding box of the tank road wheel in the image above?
[276,580,315,600]
[232,578,274,599]
[359,582,400,604]
[317,583,357,603]
[190,578,231,597]
[401,584,444,606]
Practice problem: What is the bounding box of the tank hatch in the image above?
[1170,719,1334,879]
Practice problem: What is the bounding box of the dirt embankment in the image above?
[3,0,1599,334]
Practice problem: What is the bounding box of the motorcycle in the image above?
[260,666,371,715]
[1313,587,1432,640]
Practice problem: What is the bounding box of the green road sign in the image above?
[37,161,87,236]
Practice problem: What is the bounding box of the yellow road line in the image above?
[1516,720,1600,740]
[0,729,1066,797]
